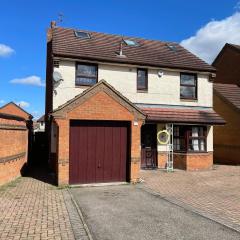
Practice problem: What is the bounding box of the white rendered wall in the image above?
[52,60,213,110]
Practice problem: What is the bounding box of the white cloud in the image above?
[180,12,240,63]
[17,101,30,108]
[10,75,45,87]
[235,1,240,11]
[0,44,14,57]
[0,100,5,104]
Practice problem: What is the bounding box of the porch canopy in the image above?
[141,107,225,125]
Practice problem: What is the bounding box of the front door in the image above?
[141,124,157,169]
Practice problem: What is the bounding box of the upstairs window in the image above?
[76,63,98,86]
[137,69,148,91]
[180,73,197,100]
[173,126,207,152]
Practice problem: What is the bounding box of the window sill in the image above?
[180,98,198,102]
[75,84,95,88]
[174,151,208,154]
[137,90,148,93]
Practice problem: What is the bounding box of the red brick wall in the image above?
[55,91,143,185]
[0,103,30,120]
[213,94,240,165]
[157,152,213,171]
[0,114,28,186]
[213,46,240,85]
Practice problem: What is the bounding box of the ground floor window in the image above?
[173,126,207,152]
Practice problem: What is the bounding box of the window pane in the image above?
[181,74,195,85]
[174,126,180,136]
[173,138,185,151]
[76,77,96,86]
[189,138,200,151]
[200,139,205,151]
[180,86,196,98]
[137,69,147,89]
[77,64,97,77]
[173,126,206,152]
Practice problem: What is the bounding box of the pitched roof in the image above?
[52,80,146,119]
[0,112,26,121]
[37,115,45,122]
[228,43,240,51]
[212,43,240,65]
[141,107,225,125]
[51,27,215,72]
[0,102,32,120]
[214,83,240,111]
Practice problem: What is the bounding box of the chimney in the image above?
[50,21,56,28]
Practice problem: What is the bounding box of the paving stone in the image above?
[140,164,240,232]
[0,168,90,240]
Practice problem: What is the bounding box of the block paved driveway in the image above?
[0,168,90,240]
[71,184,240,240]
[140,165,240,232]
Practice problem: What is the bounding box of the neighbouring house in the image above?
[45,21,225,186]
[34,115,45,132]
[212,43,240,165]
[0,102,33,185]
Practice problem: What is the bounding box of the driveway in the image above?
[140,165,240,232]
[70,185,240,240]
[0,167,90,240]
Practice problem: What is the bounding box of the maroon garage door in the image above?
[69,120,129,184]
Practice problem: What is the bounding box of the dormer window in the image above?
[74,31,91,39]
[76,63,98,86]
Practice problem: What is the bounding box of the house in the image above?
[212,43,240,165]
[34,115,45,132]
[0,102,32,185]
[45,21,225,186]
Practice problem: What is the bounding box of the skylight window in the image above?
[74,31,91,39]
[124,39,139,46]
[167,44,177,52]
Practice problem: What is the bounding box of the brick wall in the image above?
[54,91,144,185]
[157,152,213,170]
[0,115,28,186]
[0,102,30,120]
[213,45,240,85]
[213,94,240,165]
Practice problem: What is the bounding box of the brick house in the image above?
[45,22,225,186]
[212,43,240,165]
[0,102,32,185]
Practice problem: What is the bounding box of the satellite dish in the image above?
[53,71,63,82]
[158,70,164,78]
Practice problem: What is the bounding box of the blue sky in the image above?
[0,0,240,119]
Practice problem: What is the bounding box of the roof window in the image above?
[167,44,178,52]
[124,39,139,46]
[74,31,91,39]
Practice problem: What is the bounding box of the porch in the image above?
[140,106,225,171]
[140,123,214,171]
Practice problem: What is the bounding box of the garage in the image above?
[69,120,130,184]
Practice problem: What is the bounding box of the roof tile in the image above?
[214,83,240,110]
[51,27,215,72]
[141,107,225,125]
